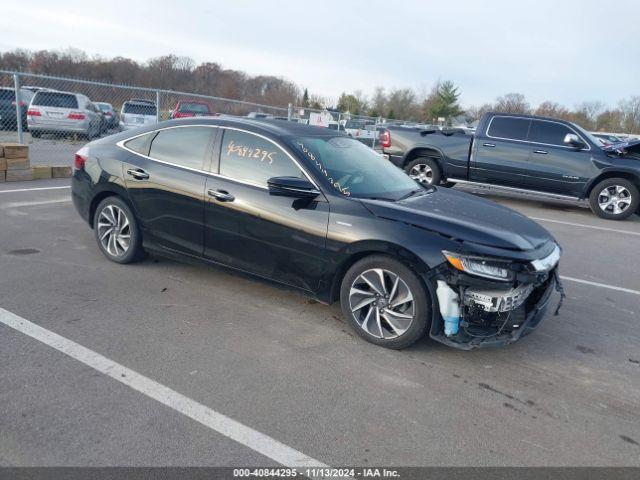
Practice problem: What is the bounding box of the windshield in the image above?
[290,136,419,200]
[571,122,604,148]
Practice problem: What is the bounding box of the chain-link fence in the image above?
[0,70,421,167]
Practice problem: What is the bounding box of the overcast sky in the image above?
[1,0,638,108]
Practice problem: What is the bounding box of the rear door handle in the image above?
[126,168,149,180]
[207,189,235,202]
[533,150,548,155]
[482,143,496,148]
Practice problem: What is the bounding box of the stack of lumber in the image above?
[0,143,72,182]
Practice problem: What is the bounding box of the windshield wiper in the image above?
[361,196,396,202]
[398,189,422,201]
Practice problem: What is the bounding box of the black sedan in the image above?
[71,118,562,350]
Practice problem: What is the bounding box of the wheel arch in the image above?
[584,170,640,198]
[328,240,433,304]
[402,146,445,169]
[88,184,132,228]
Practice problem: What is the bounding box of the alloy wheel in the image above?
[408,163,433,185]
[348,268,415,339]
[97,204,131,257]
[598,185,632,215]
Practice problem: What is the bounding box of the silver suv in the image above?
[27,90,102,138]
[119,99,158,130]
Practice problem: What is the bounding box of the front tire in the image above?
[405,157,442,186]
[340,255,430,349]
[588,178,639,220]
[93,196,144,264]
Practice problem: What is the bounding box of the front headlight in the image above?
[442,251,513,281]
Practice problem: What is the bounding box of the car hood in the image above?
[360,187,553,251]
[603,138,640,156]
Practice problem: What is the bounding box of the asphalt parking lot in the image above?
[1,179,639,469]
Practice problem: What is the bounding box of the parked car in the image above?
[247,112,274,119]
[381,112,640,220]
[27,90,102,139]
[0,87,34,130]
[119,99,157,130]
[327,121,345,131]
[169,100,215,119]
[95,102,119,129]
[71,117,562,350]
[344,119,375,141]
[592,132,624,145]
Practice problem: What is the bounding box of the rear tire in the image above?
[30,130,42,138]
[93,196,144,264]
[340,255,430,349]
[405,157,442,186]
[588,178,639,220]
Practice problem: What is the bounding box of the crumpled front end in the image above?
[426,245,562,350]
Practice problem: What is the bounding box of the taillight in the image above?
[74,146,89,171]
[68,112,86,120]
[380,129,391,149]
[27,109,41,117]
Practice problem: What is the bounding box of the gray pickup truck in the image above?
[380,112,640,220]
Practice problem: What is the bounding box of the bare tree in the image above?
[494,93,530,114]
[534,101,570,119]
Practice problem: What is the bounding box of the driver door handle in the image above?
[126,168,149,180]
[208,189,235,202]
[533,150,548,155]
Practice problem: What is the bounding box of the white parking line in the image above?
[560,276,640,296]
[0,307,329,473]
[2,198,71,208]
[0,186,71,194]
[530,217,640,237]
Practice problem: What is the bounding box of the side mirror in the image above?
[564,133,586,149]
[267,176,320,199]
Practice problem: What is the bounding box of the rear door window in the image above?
[487,116,531,141]
[32,92,78,109]
[148,126,213,170]
[124,132,156,156]
[218,129,303,186]
[527,120,575,147]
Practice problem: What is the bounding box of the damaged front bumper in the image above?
[426,264,560,351]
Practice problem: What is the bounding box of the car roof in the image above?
[33,89,79,96]
[159,117,345,137]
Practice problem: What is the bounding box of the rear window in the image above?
[487,116,531,141]
[0,89,15,103]
[178,102,210,114]
[96,103,112,112]
[32,92,78,109]
[123,102,156,116]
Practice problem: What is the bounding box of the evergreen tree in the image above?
[430,81,463,123]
